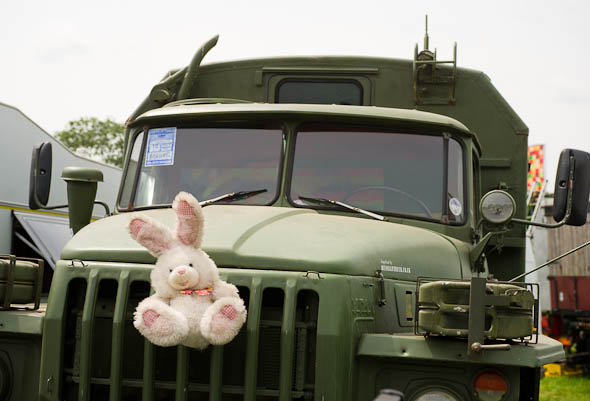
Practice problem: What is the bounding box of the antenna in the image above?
[413,15,458,105]
[424,15,429,51]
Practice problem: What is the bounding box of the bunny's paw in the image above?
[134,297,189,347]
[201,297,247,345]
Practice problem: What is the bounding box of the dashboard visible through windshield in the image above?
[120,126,283,208]
[289,126,465,223]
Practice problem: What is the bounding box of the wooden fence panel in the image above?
[548,223,590,276]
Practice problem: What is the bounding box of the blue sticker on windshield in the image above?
[145,127,176,167]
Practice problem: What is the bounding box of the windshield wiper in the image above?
[298,196,385,221]
[200,189,267,207]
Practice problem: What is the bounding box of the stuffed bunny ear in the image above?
[128,214,175,257]
[172,192,204,248]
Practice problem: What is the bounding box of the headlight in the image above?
[473,370,508,401]
[480,190,515,225]
[413,389,460,401]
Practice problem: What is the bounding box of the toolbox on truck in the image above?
[0,255,43,310]
[416,279,536,340]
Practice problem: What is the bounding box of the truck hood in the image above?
[62,205,464,279]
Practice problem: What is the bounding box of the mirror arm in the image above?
[94,200,111,216]
[511,155,575,229]
[511,217,567,229]
[33,188,109,215]
[37,203,69,211]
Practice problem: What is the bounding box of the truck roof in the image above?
[133,102,475,139]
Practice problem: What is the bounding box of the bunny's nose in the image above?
[177,267,186,275]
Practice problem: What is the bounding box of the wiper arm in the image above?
[299,196,385,221]
[200,189,267,207]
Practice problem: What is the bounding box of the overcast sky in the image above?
[2,1,589,181]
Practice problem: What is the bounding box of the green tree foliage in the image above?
[55,117,125,168]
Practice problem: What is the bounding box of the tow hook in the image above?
[375,271,386,306]
[69,259,87,268]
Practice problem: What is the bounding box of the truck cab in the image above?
[5,34,580,401]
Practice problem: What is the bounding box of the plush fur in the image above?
[130,191,247,349]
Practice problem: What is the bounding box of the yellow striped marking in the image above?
[0,204,68,217]
[0,204,99,222]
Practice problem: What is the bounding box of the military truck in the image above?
[6,27,590,401]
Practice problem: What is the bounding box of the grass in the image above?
[540,375,590,401]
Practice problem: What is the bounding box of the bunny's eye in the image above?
[169,269,173,272]
[189,263,193,267]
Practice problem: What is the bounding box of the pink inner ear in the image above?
[130,219,146,237]
[177,200,195,216]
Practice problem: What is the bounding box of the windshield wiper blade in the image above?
[200,189,267,207]
[299,196,385,221]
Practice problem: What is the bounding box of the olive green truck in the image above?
[6,33,590,401]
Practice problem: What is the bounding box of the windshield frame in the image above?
[285,123,468,225]
[116,122,286,211]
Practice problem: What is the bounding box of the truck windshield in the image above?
[123,127,283,208]
[290,126,465,223]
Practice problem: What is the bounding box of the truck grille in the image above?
[55,266,318,401]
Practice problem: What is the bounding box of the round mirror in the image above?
[480,190,516,225]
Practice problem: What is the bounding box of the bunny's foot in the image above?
[134,297,189,347]
[201,297,247,345]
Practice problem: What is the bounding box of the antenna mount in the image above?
[412,16,458,105]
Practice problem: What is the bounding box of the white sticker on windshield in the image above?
[145,127,177,167]
[449,197,462,216]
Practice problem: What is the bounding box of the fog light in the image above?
[414,389,459,401]
[473,370,508,401]
[480,190,515,225]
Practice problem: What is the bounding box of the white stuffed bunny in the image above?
[129,191,247,349]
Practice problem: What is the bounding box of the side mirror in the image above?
[29,142,53,209]
[553,148,590,226]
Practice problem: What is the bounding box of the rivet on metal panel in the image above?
[69,259,87,268]
[304,271,323,279]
